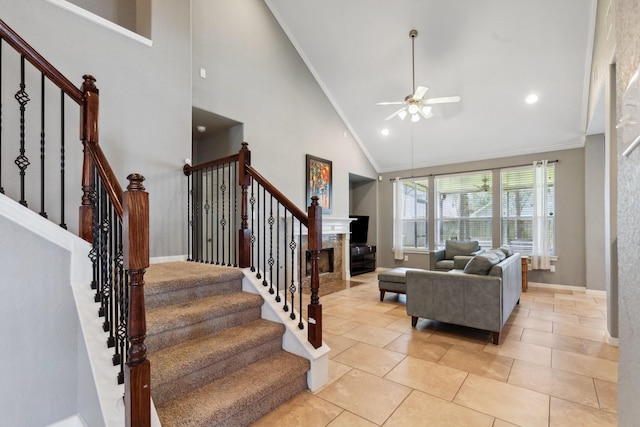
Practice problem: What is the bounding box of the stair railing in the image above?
[184,142,323,348]
[0,19,150,427]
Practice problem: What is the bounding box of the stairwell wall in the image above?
[191,0,378,220]
[0,0,191,258]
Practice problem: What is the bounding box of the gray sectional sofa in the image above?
[406,250,522,344]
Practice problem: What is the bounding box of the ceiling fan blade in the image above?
[413,86,428,100]
[384,107,407,121]
[425,96,461,105]
[376,101,405,105]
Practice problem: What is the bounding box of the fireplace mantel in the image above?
[321,217,353,235]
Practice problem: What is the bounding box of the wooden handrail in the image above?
[85,141,124,217]
[245,165,309,227]
[183,153,241,175]
[0,19,83,104]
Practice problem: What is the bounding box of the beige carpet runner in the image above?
[144,262,309,426]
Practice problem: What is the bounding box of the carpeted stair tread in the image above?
[145,261,243,297]
[146,292,263,336]
[155,350,310,427]
[149,318,284,387]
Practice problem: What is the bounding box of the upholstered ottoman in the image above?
[377,267,423,301]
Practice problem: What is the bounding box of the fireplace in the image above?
[306,248,334,276]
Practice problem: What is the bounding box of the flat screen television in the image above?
[349,215,369,245]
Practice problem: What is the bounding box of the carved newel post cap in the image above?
[241,141,249,149]
[310,196,319,206]
[127,173,146,191]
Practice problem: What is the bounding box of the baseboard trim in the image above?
[150,255,188,264]
[528,281,606,296]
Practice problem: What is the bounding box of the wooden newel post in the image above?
[79,75,99,242]
[238,142,252,268]
[307,196,323,349]
[123,173,150,427]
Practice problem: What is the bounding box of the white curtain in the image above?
[393,178,404,260]
[531,160,551,270]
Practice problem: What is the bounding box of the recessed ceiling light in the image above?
[525,94,538,104]
[381,128,390,136]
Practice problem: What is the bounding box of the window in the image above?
[435,172,493,248]
[395,179,429,249]
[501,164,555,255]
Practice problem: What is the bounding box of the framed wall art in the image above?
[306,154,332,214]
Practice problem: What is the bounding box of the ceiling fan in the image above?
[377,29,461,122]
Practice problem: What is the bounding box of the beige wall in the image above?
[191,1,378,219]
[377,148,588,287]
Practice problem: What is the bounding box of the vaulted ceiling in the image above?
[264,0,599,173]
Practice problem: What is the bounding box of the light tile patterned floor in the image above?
[254,270,618,426]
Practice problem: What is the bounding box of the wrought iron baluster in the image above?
[15,55,30,207]
[276,204,282,303]
[99,182,110,332]
[255,182,262,280]
[233,162,238,267]
[220,164,227,266]
[106,201,116,348]
[59,90,66,229]
[250,180,256,272]
[285,214,294,313]
[228,161,232,266]
[194,169,202,262]
[187,169,192,261]
[267,194,275,295]
[204,167,210,264]
[297,222,304,329]
[115,223,126,384]
[89,167,99,293]
[288,220,298,320]
[215,166,220,265]
[262,185,267,287]
[39,73,47,218]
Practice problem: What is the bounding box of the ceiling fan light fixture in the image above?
[411,114,420,122]
[408,104,419,115]
[421,106,432,116]
[398,110,408,120]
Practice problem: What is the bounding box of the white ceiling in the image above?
[265,0,599,173]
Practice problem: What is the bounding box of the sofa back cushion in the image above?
[463,252,501,275]
[445,240,480,259]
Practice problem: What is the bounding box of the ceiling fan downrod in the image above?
[410,29,418,95]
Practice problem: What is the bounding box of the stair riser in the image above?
[152,337,283,405]
[206,374,308,427]
[146,306,261,353]
[145,279,242,310]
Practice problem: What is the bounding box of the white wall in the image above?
[0,0,191,258]
[191,1,377,219]
[0,216,81,425]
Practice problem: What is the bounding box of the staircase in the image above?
[144,261,310,426]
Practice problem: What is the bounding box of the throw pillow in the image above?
[463,252,501,275]
[445,240,480,260]
[498,246,514,257]
[488,248,506,261]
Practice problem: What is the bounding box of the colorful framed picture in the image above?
[306,154,332,214]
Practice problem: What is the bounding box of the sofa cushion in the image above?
[445,240,480,260]
[463,252,501,275]
[435,259,455,270]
